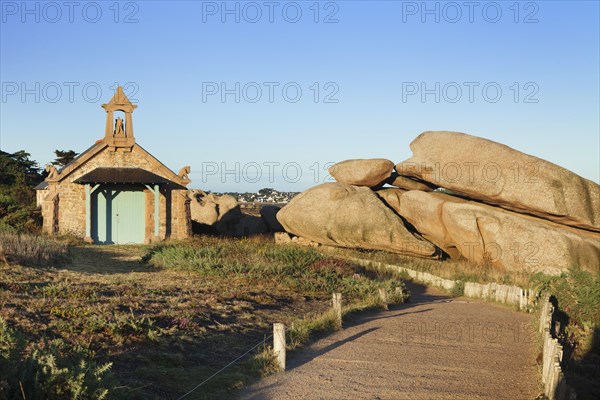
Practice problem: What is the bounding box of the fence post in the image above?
[273,323,286,371]
[332,293,342,329]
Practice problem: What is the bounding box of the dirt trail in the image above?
[238,282,540,400]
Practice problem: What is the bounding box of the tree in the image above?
[258,188,274,196]
[0,150,43,232]
[51,150,78,167]
[0,150,41,185]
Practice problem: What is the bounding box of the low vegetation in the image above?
[0,150,44,233]
[1,235,408,399]
[0,148,77,234]
[322,246,533,289]
[0,317,114,400]
[0,228,70,267]
[530,268,600,400]
[145,238,407,302]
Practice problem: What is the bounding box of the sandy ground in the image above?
[238,282,540,400]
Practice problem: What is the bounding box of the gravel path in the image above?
[238,282,540,400]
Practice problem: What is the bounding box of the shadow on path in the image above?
[285,280,447,371]
[287,327,381,370]
[66,246,153,275]
[237,275,540,400]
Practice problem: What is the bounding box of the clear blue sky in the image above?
[1,0,599,192]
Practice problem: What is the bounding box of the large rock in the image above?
[260,205,284,232]
[375,188,406,214]
[276,183,439,258]
[189,190,273,237]
[329,159,394,187]
[398,190,600,276]
[190,190,219,225]
[274,232,320,247]
[274,232,294,244]
[397,131,600,232]
[189,190,243,233]
[386,173,437,192]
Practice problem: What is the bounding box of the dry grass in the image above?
[0,229,70,268]
[0,235,408,400]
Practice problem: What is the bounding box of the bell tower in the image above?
[102,86,137,150]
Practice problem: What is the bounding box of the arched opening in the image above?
[113,110,126,137]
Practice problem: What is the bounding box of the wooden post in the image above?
[84,184,99,243]
[85,184,91,239]
[153,184,160,238]
[332,293,342,328]
[378,288,388,309]
[273,323,286,371]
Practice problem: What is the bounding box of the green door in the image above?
[92,187,145,244]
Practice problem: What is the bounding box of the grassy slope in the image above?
[2,232,597,399]
[0,235,407,400]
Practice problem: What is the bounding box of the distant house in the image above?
[35,87,192,244]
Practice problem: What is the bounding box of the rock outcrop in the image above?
[274,232,320,247]
[189,190,241,226]
[276,183,439,258]
[192,131,598,278]
[398,190,600,275]
[329,159,394,187]
[189,190,243,235]
[375,188,406,215]
[396,131,600,232]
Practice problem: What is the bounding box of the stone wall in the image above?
[170,189,192,239]
[145,190,155,241]
[347,257,533,311]
[41,192,59,235]
[36,189,46,208]
[349,257,457,292]
[463,281,532,311]
[55,181,86,236]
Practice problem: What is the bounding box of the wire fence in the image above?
[176,333,274,400]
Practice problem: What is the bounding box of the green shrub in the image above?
[263,246,321,267]
[0,318,114,400]
[144,240,409,302]
[450,280,465,297]
[530,267,600,330]
[244,347,279,378]
[286,310,340,350]
[530,268,600,400]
